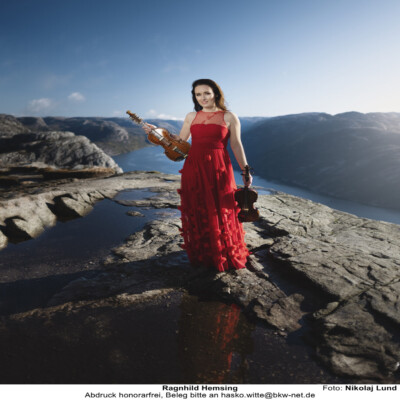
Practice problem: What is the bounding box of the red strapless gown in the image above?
[177,110,250,271]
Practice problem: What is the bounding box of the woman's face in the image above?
[194,85,216,108]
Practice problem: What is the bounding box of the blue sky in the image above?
[1,0,399,119]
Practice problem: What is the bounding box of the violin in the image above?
[126,110,191,162]
[234,166,260,222]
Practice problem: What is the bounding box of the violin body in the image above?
[127,111,191,162]
[234,186,260,222]
[146,127,191,161]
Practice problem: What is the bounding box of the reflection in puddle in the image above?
[0,187,344,384]
[113,188,157,201]
[176,294,344,384]
[178,296,252,384]
[0,289,343,384]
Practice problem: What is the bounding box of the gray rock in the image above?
[39,116,150,156]
[52,194,94,218]
[126,211,145,217]
[104,187,400,381]
[256,193,400,300]
[312,302,340,319]
[253,192,400,380]
[1,171,400,382]
[363,281,400,325]
[0,114,29,135]
[315,300,400,380]
[114,188,180,209]
[0,130,122,173]
[0,230,7,250]
[17,117,49,132]
[0,171,179,249]
[256,293,306,332]
[104,218,183,265]
[0,193,57,243]
[4,215,45,241]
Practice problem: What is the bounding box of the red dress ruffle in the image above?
[177,110,250,272]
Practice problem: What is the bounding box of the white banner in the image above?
[1,384,399,400]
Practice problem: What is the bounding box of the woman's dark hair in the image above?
[191,79,228,112]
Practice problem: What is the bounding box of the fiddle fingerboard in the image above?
[126,110,165,141]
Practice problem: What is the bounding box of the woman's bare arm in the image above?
[227,112,249,169]
[179,112,196,141]
[226,111,253,186]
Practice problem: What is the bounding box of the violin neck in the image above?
[141,122,167,142]
[127,111,164,140]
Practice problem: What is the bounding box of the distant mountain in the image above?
[0,114,29,134]
[239,116,269,132]
[6,112,400,210]
[31,117,147,156]
[14,116,265,156]
[15,116,190,156]
[0,115,121,173]
[241,112,400,210]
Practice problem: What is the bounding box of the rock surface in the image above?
[0,171,179,247]
[0,171,399,383]
[0,130,122,173]
[0,114,29,135]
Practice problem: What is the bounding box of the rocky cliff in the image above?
[17,116,185,156]
[0,171,399,383]
[13,114,266,156]
[0,115,122,184]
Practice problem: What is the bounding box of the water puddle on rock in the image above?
[0,290,344,384]
[1,189,159,267]
[0,188,347,383]
[0,189,171,315]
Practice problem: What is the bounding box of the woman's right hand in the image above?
[242,172,253,187]
[143,123,157,134]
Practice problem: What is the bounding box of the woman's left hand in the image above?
[170,133,184,142]
[242,173,252,187]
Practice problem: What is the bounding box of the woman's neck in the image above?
[201,106,220,112]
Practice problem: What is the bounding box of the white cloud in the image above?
[156,113,183,120]
[147,109,157,117]
[145,109,182,120]
[27,98,54,114]
[68,92,85,102]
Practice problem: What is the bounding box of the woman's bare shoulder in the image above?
[224,111,239,125]
[184,111,197,123]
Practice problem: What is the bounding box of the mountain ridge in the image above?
[241,111,400,210]
[2,111,400,210]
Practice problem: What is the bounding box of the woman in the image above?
[143,78,252,271]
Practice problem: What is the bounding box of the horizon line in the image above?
[4,110,400,121]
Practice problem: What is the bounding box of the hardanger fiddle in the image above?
[126,111,190,162]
